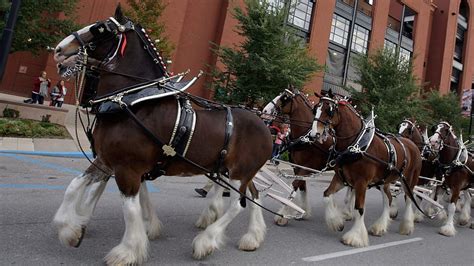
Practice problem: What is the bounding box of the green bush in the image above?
[0,118,70,138]
[3,107,20,118]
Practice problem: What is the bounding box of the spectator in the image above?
[271,124,288,161]
[50,80,67,107]
[31,71,51,104]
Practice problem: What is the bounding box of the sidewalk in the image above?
[0,93,91,154]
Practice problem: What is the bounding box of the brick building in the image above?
[1,0,473,104]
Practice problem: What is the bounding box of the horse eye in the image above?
[431,125,436,133]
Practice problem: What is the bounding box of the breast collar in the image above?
[345,108,376,154]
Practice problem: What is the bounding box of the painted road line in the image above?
[0,150,93,158]
[0,153,159,192]
[302,237,423,262]
[0,153,83,175]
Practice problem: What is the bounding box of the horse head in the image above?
[262,87,316,138]
[428,121,457,156]
[310,94,344,143]
[54,5,168,96]
[398,119,417,138]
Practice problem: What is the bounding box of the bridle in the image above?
[265,89,318,129]
[399,119,433,160]
[429,122,456,153]
[312,96,362,142]
[63,16,169,83]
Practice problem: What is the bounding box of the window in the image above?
[266,0,285,10]
[399,47,411,62]
[330,14,350,47]
[288,0,314,32]
[325,49,346,85]
[351,24,369,54]
[384,39,397,53]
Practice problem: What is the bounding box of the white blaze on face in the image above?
[262,95,282,115]
[429,124,443,150]
[54,24,94,64]
[398,122,409,135]
[310,104,323,138]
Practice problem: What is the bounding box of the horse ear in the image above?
[328,89,334,98]
[114,4,127,24]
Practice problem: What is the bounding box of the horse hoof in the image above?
[369,228,385,237]
[458,220,469,226]
[337,224,344,232]
[438,224,456,237]
[470,222,474,229]
[238,233,260,252]
[74,226,86,248]
[341,235,368,248]
[274,217,289,227]
[389,211,398,219]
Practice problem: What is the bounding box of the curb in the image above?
[0,150,93,158]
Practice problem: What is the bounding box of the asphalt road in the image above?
[1,154,473,265]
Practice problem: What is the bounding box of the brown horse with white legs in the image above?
[311,95,421,247]
[398,119,441,221]
[53,6,272,265]
[262,89,336,225]
[428,122,474,236]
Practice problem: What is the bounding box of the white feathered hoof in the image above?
[399,220,415,235]
[192,232,223,260]
[104,242,148,266]
[56,223,86,248]
[414,212,424,223]
[238,233,260,251]
[389,209,398,219]
[341,231,369,248]
[438,224,456,237]
[458,211,470,226]
[146,218,163,240]
[369,224,387,237]
[342,209,353,221]
[195,209,219,230]
[436,210,447,221]
[326,215,344,232]
[274,216,289,226]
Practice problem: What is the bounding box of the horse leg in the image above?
[195,181,225,229]
[341,181,369,247]
[274,180,309,226]
[53,160,110,247]
[389,185,399,219]
[458,190,472,226]
[238,189,266,251]
[139,181,162,239]
[342,187,354,221]
[193,179,244,259]
[105,171,148,265]
[438,188,460,237]
[435,187,448,221]
[369,184,392,236]
[323,175,346,232]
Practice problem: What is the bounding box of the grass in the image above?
[0,117,71,139]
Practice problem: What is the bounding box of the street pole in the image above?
[0,0,21,81]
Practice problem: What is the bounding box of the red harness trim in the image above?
[120,34,127,57]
